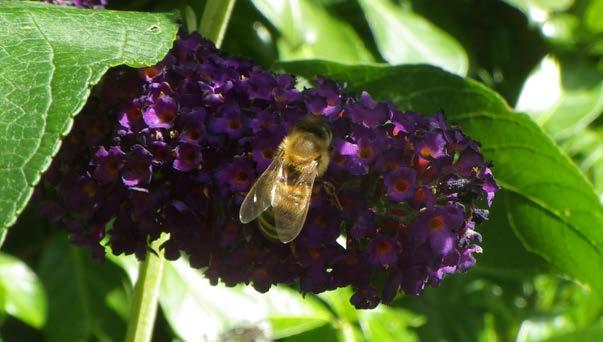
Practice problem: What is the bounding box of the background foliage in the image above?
[1,0,603,341]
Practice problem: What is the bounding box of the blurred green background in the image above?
[2,0,603,341]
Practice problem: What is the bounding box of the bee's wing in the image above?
[239,151,284,224]
[272,160,318,243]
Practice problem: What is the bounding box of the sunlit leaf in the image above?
[318,287,358,322]
[544,327,603,341]
[358,305,424,342]
[358,0,468,75]
[0,253,46,329]
[250,0,373,63]
[335,319,364,342]
[502,0,574,21]
[585,0,603,34]
[516,55,603,139]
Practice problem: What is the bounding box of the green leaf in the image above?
[0,1,178,233]
[279,323,339,342]
[516,55,603,139]
[501,0,574,17]
[399,273,525,342]
[277,60,603,297]
[357,0,468,76]
[0,253,46,329]
[562,128,603,199]
[37,238,132,342]
[154,259,332,341]
[477,196,549,275]
[249,0,373,63]
[585,0,603,33]
[544,327,603,342]
[358,305,424,342]
[335,319,364,342]
[0,228,6,247]
[317,287,358,322]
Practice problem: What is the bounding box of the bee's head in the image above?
[294,115,333,145]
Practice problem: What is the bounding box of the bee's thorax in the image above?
[281,132,330,176]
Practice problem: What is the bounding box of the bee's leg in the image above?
[322,180,343,212]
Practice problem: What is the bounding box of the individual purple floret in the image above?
[39,32,498,309]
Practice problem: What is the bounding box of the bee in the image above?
[239,115,333,243]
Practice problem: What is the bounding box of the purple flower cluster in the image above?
[44,0,107,8]
[39,32,498,308]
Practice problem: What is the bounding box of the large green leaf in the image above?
[0,2,178,233]
[477,196,549,275]
[357,0,468,76]
[249,0,373,63]
[278,60,603,297]
[37,238,132,342]
[0,253,46,329]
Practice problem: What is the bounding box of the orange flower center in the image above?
[127,107,142,121]
[429,215,446,231]
[420,146,433,158]
[227,119,241,130]
[186,128,201,140]
[235,171,249,182]
[415,188,426,202]
[142,66,160,79]
[359,147,373,159]
[376,240,392,255]
[394,180,410,192]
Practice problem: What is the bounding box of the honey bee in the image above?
[239,115,333,243]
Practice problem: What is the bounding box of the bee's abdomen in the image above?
[257,208,279,241]
[257,179,309,241]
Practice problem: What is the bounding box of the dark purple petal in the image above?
[92,146,125,183]
[215,158,256,192]
[368,237,399,267]
[348,92,391,128]
[415,131,447,159]
[209,104,246,138]
[173,143,202,172]
[143,95,178,129]
[384,167,417,202]
[122,145,153,187]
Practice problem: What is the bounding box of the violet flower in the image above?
[39,32,499,309]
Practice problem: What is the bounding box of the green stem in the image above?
[124,233,169,342]
[199,0,237,48]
